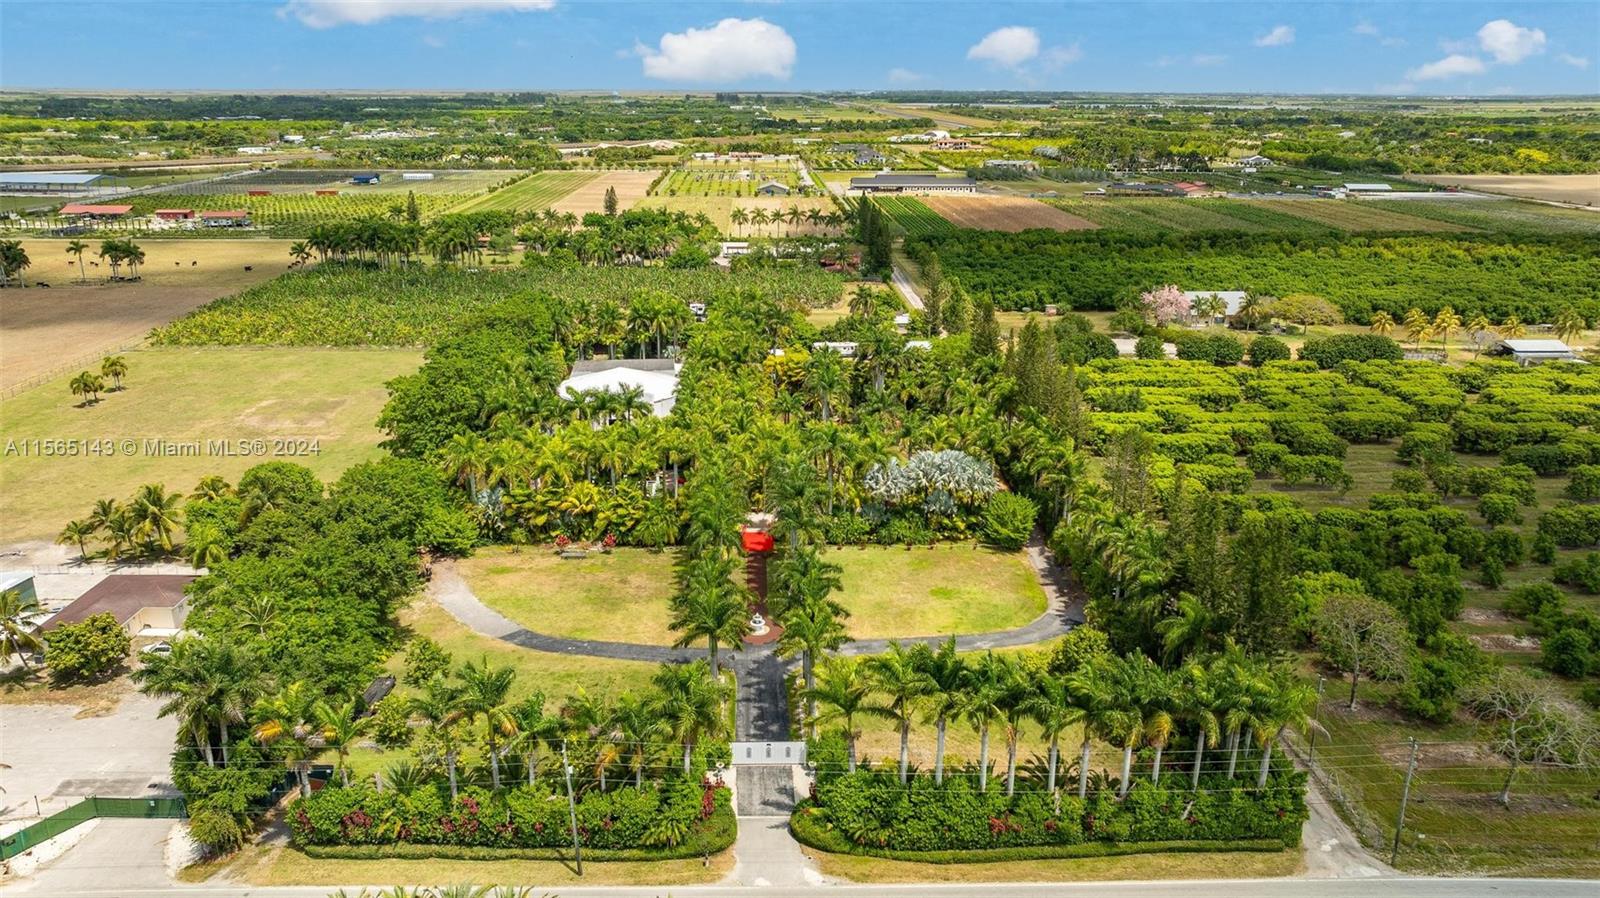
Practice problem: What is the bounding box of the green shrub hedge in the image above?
[790,805,1288,862]
[800,771,1306,854]
[301,807,736,861]
[289,778,731,852]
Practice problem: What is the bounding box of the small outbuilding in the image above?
[152,209,195,220]
[350,172,381,185]
[43,574,196,637]
[1499,338,1579,366]
[58,203,132,219]
[200,209,251,228]
[755,181,790,196]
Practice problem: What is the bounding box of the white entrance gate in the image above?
[730,741,807,766]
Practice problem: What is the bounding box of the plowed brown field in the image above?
[920,195,1096,231]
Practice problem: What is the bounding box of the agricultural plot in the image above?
[552,170,658,215]
[153,264,848,346]
[637,195,838,237]
[872,197,955,236]
[1365,199,1600,236]
[653,166,803,198]
[444,171,597,214]
[125,192,466,230]
[1243,199,1473,233]
[920,195,1095,232]
[1408,173,1600,205]
[1046,198,1334,233]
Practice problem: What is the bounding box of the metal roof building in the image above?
[849,174,976,194]
[1499,339,1579,366]
[0,171,108,194]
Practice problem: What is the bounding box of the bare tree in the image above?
[1314,593,1410,710]
[1467,668,1598,808]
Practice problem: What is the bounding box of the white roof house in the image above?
[1343,183,1392,192]
[1500,339,1579,366]
[558,360,681,417]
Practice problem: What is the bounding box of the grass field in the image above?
[653,165,802,198]
[1408,173,1600,205]
[444,171,598,214]
[812,846,1301,883]
[835,544,1047,639]
[0,238,294,392]
[456,546,680,645]
[1242,199,1473,233]
[0,347,420,542]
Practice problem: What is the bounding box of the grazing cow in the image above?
[175,261,181,266]
[243,265,253,272]
[191,260,197,266]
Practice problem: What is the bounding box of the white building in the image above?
[1499,339,1580,366]
[558,359,682,417]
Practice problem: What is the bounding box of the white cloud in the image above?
[1354,20,1379,37]
[887,67,924,85]
[1254,25,1295,47]
[1191,53,1228,66]
[1558,53,1591,69]
[1407,53,1487,81]
[967,26,1041,68]
[282,0,553,29]
[1354,20,1405,47]
[636,18,796,82]
[1477,19,1546,64]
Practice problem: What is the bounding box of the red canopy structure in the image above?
[741,528,774,553]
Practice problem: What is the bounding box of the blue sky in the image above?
[2,1,1596,94]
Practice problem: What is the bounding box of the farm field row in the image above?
[123,191,466,226]
[444,171,598,213]
[872,196,955,235]
[921,195,1096,232]
[636,195,838,236]
[551,169,658,215]
[652,168,803,198]
[1407,173,1600,205]
[1037,197,1478,233]
[1367,199,1600,235]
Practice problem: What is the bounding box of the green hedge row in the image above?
[289,779,730,852]
[301,807,736,861]
[802,771,1307,853]
[790,807,1288,863]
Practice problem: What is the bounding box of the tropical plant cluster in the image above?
[904,231,1600,321]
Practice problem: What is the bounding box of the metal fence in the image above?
[0,796,186,860]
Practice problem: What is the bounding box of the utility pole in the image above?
[1307,676,1326,765]
[561,740,583,876]
[1391,738,1418,866]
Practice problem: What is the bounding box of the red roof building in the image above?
[153,209,195,220]
[58,203,132,217]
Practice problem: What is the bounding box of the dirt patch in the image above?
[921,195,1097,232]
[552,170,659,215]
[235,397,349,430]
[1461,607,1514,624]
[1408,173,1600,206]
[1,239,293,392]
[0,669,131,717]
[1378,740,1498,769]
[1471,633,1540,652]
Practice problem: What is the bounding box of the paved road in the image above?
[889,265,924,311]
[6,878,1599,898]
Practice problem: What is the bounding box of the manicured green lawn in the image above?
[456,546,681,645]
[834,544,1048,639]
[0,347,421,543]
[812,845,1301,883]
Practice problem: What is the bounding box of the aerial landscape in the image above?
[0,2,1598,897]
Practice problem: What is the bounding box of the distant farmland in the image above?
[446,171,598,213]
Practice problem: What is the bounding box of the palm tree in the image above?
[654,661,726,775]
[509,695,560,786]
[611,692,667,787]
[865,642,933,784]
[66,239,89,282]
[128,483,183,554]
[806,656,878,774]
[1183,660,1223,790]
[457,657,519,789]
[776,592,850,739]
[134,636,264,767]
[253,681,321,795]
[0,588,44,670]
[56,519,96,562]
[1499,315,1528,340]
[911,638,966,784]
[1466,312,1494,358]
[730,207,748,237]
[99,356,128,391]
[1254,668,1323,789]
[1554,307,1586,346]
[1433,306,1463,359]
[289,241,313,267]
[1368,310,1395,337]
[315,699,368,787]
[668,560,750,679]
[1402,308,1432,350]
[961,653,1008,792]
[409,678,466,798]
[1023,674,1083,801]
[69,371,104,405]
[1068,659,1127,800]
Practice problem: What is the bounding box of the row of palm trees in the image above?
[1368,306,1586,356]
[57,483,185,562]
[134,635,728,799]
[728,205,847,238]
[806,640,1318,798]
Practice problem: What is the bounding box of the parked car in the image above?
[140,641,173,658]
